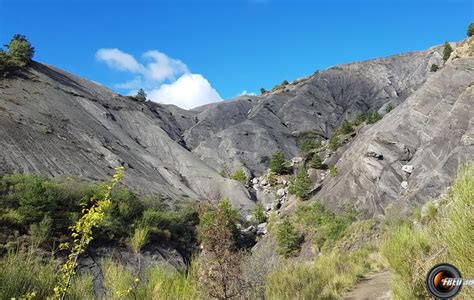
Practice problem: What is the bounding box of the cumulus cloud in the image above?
[148,74,222,109]
[96,48,222,109]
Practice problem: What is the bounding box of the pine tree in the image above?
[443,41,453,62]
[269,151,287,174]
[276,218,303,257]
[135,89,147,102]
[5,34,35,68]
[467,23,474,37]
[288,167,311,199]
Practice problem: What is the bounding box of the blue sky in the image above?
[1,0,472,108]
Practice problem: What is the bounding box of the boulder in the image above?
[402,165,414,174]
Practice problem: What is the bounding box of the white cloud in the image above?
[96,48,223,109]
[142,50,189,82]
[237,90,256,97]
[148,74,222,109]
[96,48,143,73]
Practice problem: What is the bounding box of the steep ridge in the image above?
[316,41,474,216]
[0,62,254,211]
[184,47,444,175]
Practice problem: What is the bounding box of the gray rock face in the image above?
[0,41,468,218]
[183,47,444,175]
[316,56,474,216]
[0,62,254,212]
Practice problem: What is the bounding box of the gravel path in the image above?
[344,270,392,300]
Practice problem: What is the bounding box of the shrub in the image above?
[288,167,312,199]
[129,223,149,254]
[443,41,453,61]
[260,88,266,94]
[310,154,322,169]
[328,134,340,151]
[281,80,289,86]
[352,112,366,126]
[293,201,355,250]
[276,218,303,257]
[367,111,382,124]
[266,171,277,186]
[269,151,288,174]
[102,258,137,298]
[0,249,59,299]
[253,203,267,224]
[381,224,431,299]
[299,140,321,156]
[138,264,198,300]
[1,174,59,226]
[28,216,52,248]
[266,246,381,299]
[329,165,337,177]
[468,23,474,37]
[339,120,354,134]
[230,167,247,183]
[384,103,394,114]
[135,88,147,102]
[219,170,227,178]
[430,63,439,72]
[197,198,245,299]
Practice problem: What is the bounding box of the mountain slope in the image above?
[184,47,444,174]
[0,62,253,211]
[316,39,474,216]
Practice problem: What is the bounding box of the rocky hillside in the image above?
[1,39,472,217]
[0,63,252,211]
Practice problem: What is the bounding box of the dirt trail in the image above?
[344,270,392,300]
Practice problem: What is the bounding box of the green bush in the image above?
[328,134,340,151]
[339,120,354,135]
[276,218,303,257]
[352,112,366,126]
[468,23,474,37]
[310,154,322,169]
[253,203,267,224]
[430,63,439,72]
[198,198,239,247]
[299,140,321,156]
[293,201,355,250]
[260,88,266,95]
[0,249,59,299]
[367,111,382,124]
[269,151,288,174]
[230,167,247,183]
[443,41,453,61]
[288,167,312,199]
[267,171,277,186]
[328,165,337,177]
[266,246,382,300]
[218,170,227,178]
[384,103,394,113]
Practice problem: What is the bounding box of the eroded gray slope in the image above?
[0,63,254,211]
[316,55,474,216]
[185,47,444,175]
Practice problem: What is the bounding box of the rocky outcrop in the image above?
[315,54,474,216]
